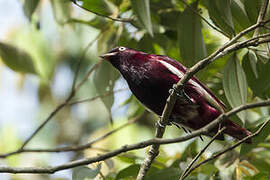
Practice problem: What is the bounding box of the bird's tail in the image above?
[223,119,252,144]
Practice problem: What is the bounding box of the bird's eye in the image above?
[118,47,126,51]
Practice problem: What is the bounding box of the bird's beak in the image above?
[99,52,117,60]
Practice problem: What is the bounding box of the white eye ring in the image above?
[119,47,126,51]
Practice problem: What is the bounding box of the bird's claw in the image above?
[170,84,194,104]
[157,120,166,128]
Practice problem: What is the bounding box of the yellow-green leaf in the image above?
[72,164,101,180]
[223,55,248,123]
[81,0,113,16]
[0,42,37,74]
[93,61,119,123]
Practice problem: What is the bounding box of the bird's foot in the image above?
[170,84,194,104]
[157,117,173,128]
[171,121,204,141]
[157,120,166,128]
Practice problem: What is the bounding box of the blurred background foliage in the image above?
[0,0,270,179]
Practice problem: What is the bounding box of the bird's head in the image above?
[100,47,143,68]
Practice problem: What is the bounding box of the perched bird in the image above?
[100,47,252,143]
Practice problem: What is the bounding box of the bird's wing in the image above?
[157,57,225,113]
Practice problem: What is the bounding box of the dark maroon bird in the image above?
[100,47,251,143]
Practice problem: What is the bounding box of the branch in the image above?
[68,88,128,106]
[179,127,226,180]
[0,100,269,174]
[137,18,270,179]
[253,0,269,37]
[70,0,133,23]
[186,119,270,178]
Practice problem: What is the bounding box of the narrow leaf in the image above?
[23,0,40,20]
[131,0,153,36]
[207,0,235,37]
[116,164,140,179]
[244,0,262,24]
[231,0,251,33]
[72,164,101,180]
[80,0,113,15]
[145,168,181,180]
[248,51,258,78]
[223,55,248,123]
[0,42,36,74]
[178,1,207,67]
[93,61,119,123]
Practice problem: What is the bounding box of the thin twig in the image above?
[70,0,132,22]
[253,0,269,37]
[74,62,101,92]
[20,99,71,149]
[188,119,270,175]
[180,127,226,180]
[136,18,270,180]
[178,0,229,37]
[68,88,128,106]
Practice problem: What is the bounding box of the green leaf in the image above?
[93,61,120,123]
[0,42,36,74]
[131,0,153,36]
[117,154,136,164]
[242,53,270,98]
[116,164,140,179]
[230,0,251,33]
[160,10,180,30]
[72,164,101,180]
[81,0,113,16]
[240,120,270,156]
[223,55,248,123]
[23,0,40,20]
[178,1,207,67]
[87,16,109,30]
[109,0,123,6]
[244,0,262,24]
[244,172,270,180]
[206,0,235,37]
[248,51,258,78]
[145,168,181,180]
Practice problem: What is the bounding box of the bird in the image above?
[100,46,252,143]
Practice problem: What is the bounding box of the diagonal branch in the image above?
[253,0,269,37]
